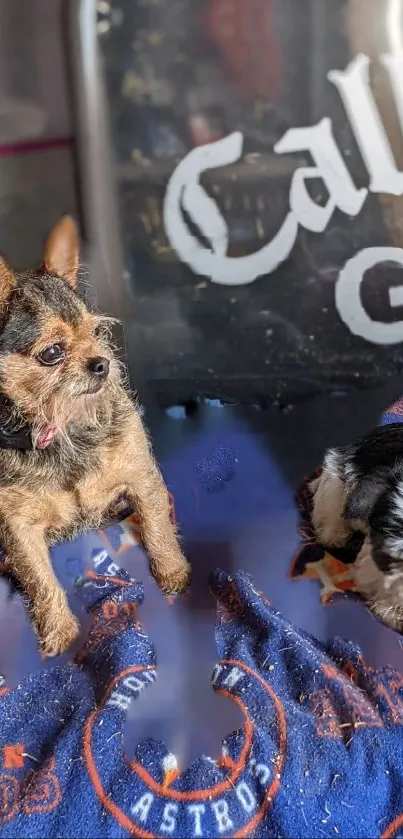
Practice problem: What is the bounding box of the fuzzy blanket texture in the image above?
[1,403,403,836]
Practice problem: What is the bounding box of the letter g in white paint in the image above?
[336,247,403,344]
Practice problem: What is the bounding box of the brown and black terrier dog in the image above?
[0,216,190,657]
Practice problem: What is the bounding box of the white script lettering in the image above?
[164,51,403,345]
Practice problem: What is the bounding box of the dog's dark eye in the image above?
[37,344,65,366]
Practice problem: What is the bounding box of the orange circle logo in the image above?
[84,659,286,837]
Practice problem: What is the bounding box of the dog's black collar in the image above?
[0,397,33,451]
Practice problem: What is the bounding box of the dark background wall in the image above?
[98,0,403,408]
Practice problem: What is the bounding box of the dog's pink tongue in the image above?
[37,424,59,449]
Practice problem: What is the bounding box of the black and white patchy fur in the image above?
[311,423,403,631]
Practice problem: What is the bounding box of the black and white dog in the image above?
[311,423,403,630]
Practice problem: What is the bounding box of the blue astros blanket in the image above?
[2,402,403,837]
[1,553,403,837]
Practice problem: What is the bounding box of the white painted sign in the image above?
[163,52,403,345]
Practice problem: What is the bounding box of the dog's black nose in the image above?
[87,356,110,379]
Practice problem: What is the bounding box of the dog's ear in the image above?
[343,476,387,521]
[42,216,79,288]
[0,254,15,311]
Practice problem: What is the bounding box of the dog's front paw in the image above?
[36,607,80,658]
[152,553,191,594]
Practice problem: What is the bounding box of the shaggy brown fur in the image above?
[0,217,190,657]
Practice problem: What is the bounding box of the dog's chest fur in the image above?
[0,392,136,544]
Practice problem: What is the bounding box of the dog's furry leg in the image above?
[125,411,190,593]
[354,536,403,631]
[310,468,351,547]
[2,521,79,656]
